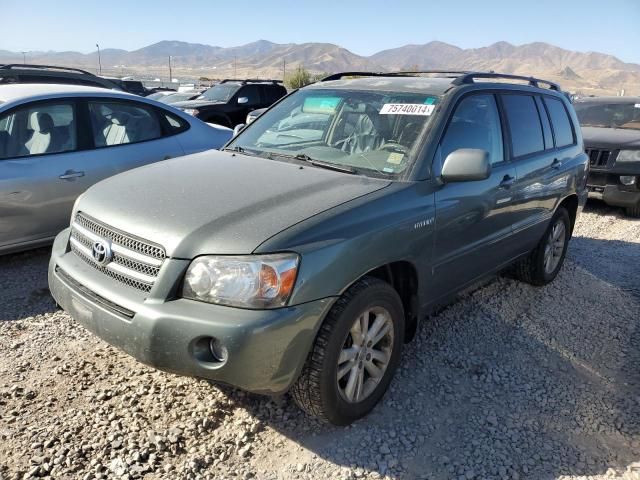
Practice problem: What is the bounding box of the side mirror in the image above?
[237,96,249,104]
[233,124,246,137]
[441,149,491,182]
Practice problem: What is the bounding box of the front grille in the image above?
[69,212,166,293]
[586,148,612,168]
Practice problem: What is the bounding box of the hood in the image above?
[581,126,640,150]
[172,99,224,109]
[76,150,390,258]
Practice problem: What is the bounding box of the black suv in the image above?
[574,96,640,217]
[0,64,121,90]
[172,79,287,128]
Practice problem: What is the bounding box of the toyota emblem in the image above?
[91,238,113,266]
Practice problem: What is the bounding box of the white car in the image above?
[0,84,232,254]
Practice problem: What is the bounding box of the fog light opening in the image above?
[209,338,229,363]
[620,175,637,186]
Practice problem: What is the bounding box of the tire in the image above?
[290,277,405,425]
[626,204,640,218]
[513,207,571,286]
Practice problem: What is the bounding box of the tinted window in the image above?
[441,94,504,165]
[502,94,544,157]
[535,97,553,149]
[238,85,261,106]
[88,101,161,147]
[544,97,575,147]
[0,102,77,159]
[163,111,189,133]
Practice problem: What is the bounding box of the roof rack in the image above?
[219,78,283,85]
[0,64,98,76]
[321,70,473,82]
[452,72,561,91]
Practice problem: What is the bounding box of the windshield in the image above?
[227,88,440,178]
[575,102,640,130]
[200,83,240,102]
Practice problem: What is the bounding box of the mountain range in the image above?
[2,39,639,95]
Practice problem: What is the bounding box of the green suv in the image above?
[48,71,588,425]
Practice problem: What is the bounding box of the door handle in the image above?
[59,170,85,180]
[551,158,562,170]
[499,175,515,189]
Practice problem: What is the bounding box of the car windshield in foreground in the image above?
[227,88,440,178]
[200,83,240,102]
[575,102,640,130]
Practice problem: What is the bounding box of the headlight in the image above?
[182,253,299,309]
[183,108,200,116]
[616,150,640,163]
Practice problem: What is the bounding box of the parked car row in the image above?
[574,96,640,217]
[45,70,589,425]
[0,83,233,254]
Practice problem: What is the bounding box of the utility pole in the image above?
[21,51,26,64]
[283,58,286,82]
[168,55,173,85]
[95,43,102,75]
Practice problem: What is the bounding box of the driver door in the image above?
[431,93,519,300]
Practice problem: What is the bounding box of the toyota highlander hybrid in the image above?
[48,71,588,425]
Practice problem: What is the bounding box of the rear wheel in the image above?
[291,277,404,425]
[513,207,571,286]
[626,204,640,218]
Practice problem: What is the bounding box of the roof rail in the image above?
[220,78,283,85]
[0,64,98,76]
[452,72,561,91]
[321,70,473,82]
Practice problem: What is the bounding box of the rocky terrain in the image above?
[0,202,639,480]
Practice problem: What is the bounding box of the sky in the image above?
[2,0,640,63]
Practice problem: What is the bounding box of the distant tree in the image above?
[285,66,313,89]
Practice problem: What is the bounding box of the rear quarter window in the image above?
[501,94,545,158]
[544,97,575,148]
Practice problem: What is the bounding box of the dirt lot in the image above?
[1,202,638,480]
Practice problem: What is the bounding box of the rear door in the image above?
[80,98,185,180]
[505,93,577,253]
[0,99,93,248]
[432,93,519,299]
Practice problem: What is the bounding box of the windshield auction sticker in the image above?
[635,104,640,108]
[380,104,435,115]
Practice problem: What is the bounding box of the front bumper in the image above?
[587,172,640,208]
[48,229,335,395]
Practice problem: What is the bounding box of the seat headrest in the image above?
[37,113,54,133]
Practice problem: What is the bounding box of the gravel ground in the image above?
[0,202,638,480]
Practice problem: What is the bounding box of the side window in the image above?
[501,94,544,157]
[535,96,554,150]
[544,97,575,148]
[440,94,504,165]
[0,102,77,160]
[88,101,162,147]
[162,110,189,134]
[237,85,260,106]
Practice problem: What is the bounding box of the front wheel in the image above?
[291,277,404,425]
[512,207,571,286]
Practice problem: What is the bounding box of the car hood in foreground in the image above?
[76,150,391,258]
[581,126,640,149]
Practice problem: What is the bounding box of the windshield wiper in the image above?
[269,152,357,174]
[223,146,261,157]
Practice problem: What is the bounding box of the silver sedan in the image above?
[0,84,232,254]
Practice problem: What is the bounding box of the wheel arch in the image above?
[341,261,420,343]
[557,194,579,236]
